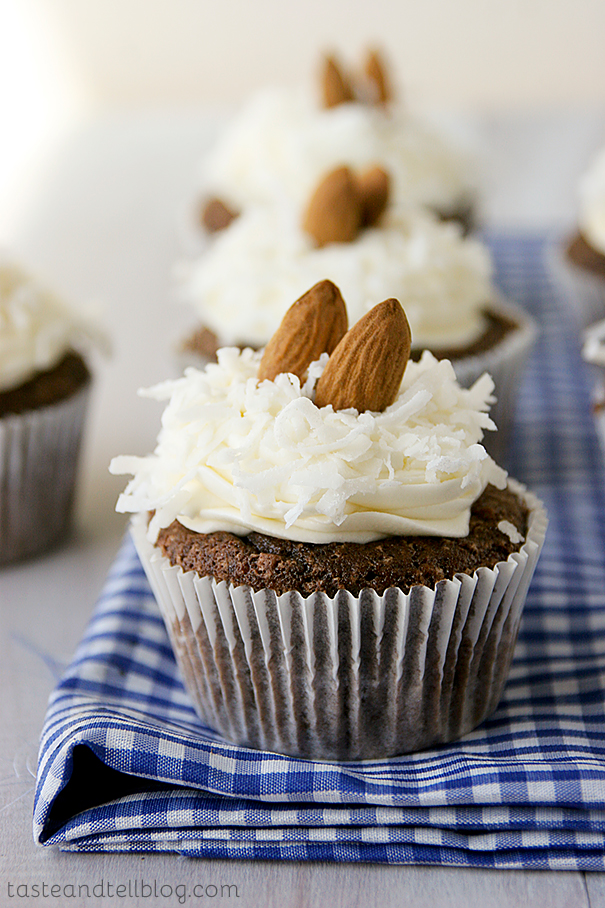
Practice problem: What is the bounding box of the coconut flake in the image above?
[497,520,524,544]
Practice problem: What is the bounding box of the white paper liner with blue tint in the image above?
[547,237,605,330]
[0,382,90,564]
[450,296,537,463]
[582,318,605,458]
[130,481,546,761]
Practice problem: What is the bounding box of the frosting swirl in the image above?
[179,205,493,350]
[0,260,96,392]
[111,347,506,544]
[200,87,475,216]
[578,146,605,255]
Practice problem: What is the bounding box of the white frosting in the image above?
[179,205,493,349]
[110,347,506,545]
[0,261,95,392]
[201,87,475,216]
[579,146,605,255]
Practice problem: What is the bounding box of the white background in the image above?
[3,0,605,238]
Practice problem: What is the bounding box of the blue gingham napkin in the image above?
[34,233,605,869]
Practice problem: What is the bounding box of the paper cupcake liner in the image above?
[451,297,537,464]
[582,319,605,457]
[0,382,90,565]
[547,239,605,331]
[131,479,547,761]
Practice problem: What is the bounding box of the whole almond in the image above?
[364,49,392,105]
[202,197,238,233]
[358,166,390,227]
[303,166,363,247]
[321,55,355,108]
[258,280,348,382]
[314,298,411,412]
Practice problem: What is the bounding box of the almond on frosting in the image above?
[258,279,347,381]
[302,164,391,247]
[302,166,363,247]
[364,49,392,105]
[321,55,355,108]
[320,48,392,108]
[314,297,411,412]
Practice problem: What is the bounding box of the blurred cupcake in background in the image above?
[188,49,479,250]
[557,144,605,328]
[177,169,535,460]
[0,258,102,564]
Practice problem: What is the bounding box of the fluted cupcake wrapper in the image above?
[451,297,538,464]
[131,479,547,762]
[0,383,90,565]
[582,318,605,457]
[547,240,605,330]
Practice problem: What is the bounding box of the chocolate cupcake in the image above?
[113,284,547,760]
[0,260,96,564]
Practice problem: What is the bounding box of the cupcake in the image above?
[558,145,605,327]
[178,181,536,459]
[0,259,96,564]
[111,284,547,761]
[190,49,477,248]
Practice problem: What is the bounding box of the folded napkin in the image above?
[34,233,605,869]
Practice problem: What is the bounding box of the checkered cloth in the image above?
[34,233,605,868]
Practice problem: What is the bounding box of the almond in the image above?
[201,197,238,233]
[314,298,411,412]
[303,166,363,247]
[321,55,355,108]
[364,49,392,105]
[358,166,390,227]
[258,279,348,382]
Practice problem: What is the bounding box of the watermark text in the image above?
[6,879,240,903]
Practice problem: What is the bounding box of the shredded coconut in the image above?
[497,520,524,544]
[111,348,507,544]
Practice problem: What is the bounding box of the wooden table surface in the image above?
[1,105,605,907]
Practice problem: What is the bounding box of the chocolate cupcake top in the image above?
[0,258,100,393]
[112,284,506,545]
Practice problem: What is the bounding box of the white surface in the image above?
[1,106,605,905]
